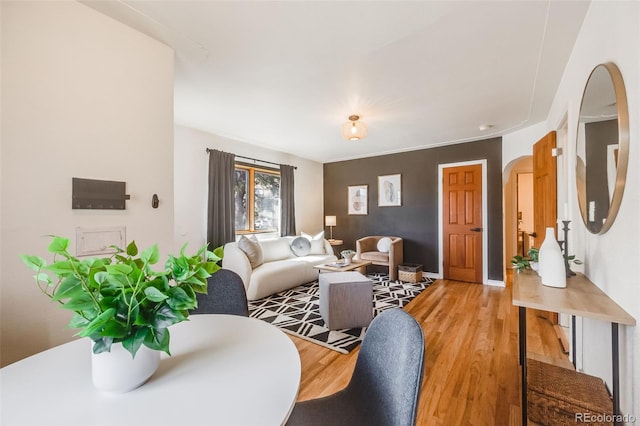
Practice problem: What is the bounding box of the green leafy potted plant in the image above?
[511,247,539,273]
[21,236,222,357]
[21,236,223,392]
[512,246,582,274]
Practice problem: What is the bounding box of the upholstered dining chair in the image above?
[286,308,425,426]
[191,269,249,317]
[356,236,403,281]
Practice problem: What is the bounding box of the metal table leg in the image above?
[572,315,576,368]
[519,306,527,425]
[612,323,620,426]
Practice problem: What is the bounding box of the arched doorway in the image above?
[503,156,533,277]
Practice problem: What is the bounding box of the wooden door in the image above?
[443,164,483,283]
[533,131,559,324]
[533,132,557,247]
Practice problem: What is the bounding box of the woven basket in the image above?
[527,359,613,426]
[398,270,422,283]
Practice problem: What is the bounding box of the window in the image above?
[234,164,280,234]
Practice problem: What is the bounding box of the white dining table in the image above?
[0,314,301,426]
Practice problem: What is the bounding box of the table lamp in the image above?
[325,215,337,240]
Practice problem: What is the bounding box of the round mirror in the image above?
[576,63,629,234]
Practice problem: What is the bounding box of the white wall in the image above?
[552,1,639,417]
[0,1,175,366]
[502,121,548,167]
[504,1,639,417]
[174,125,325,250]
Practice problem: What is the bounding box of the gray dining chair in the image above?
[286,308,425,426]
[191,269,249,317]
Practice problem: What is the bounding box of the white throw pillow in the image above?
[301,231,325,255]
[238,235,263,269]
[260,238,294,262]
[376,237,393,253]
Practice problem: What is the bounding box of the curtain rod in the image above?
[205,148,297,169]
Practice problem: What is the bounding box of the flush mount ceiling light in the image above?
[342,115,367,141]
[479,124,495,131]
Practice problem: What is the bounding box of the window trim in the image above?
[235,163,280,235]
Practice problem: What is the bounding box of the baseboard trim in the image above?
[423,273,504,287]
[422,273,504,287]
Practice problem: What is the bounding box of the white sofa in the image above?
[222,236,337,300]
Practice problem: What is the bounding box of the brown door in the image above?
[533,132,558,247]
[533,131,559,324]
[443,164,483,283]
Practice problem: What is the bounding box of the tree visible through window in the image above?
[234,165,280,233]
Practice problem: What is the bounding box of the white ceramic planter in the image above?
[538,227,566,288]
[341,251,355,265]
[91,342,160,393]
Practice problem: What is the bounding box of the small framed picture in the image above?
[348,185,368,215]
[378,174,401,207]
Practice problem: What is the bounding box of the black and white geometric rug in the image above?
[248,273,432,354]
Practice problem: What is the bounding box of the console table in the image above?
[0,314,301,425]
[512,270,635,425]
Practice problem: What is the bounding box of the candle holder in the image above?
[561,220,576,277]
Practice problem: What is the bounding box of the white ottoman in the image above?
[319,271,373,329]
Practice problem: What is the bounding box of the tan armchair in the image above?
[356,236,403,281]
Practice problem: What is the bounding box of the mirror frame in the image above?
[576,62,629,234]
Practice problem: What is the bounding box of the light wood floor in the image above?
[288,274,569,425]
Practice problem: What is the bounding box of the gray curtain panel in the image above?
[207,149,236,250]
[280,164,296,236]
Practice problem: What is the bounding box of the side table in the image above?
[327,239,343,255]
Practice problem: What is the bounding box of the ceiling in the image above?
[83,1,590,163]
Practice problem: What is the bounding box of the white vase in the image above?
[91,342,160,393]
[538,227,566,288]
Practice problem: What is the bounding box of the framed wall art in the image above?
[348,185,368,215]
[378,174,401,206]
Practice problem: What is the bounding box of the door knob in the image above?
[470,227,483,232]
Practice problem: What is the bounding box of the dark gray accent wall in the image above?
[585,119,617,232]
[323,137,503,282]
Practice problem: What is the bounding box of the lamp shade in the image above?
[325,215,337,227]
[341,115,367,141]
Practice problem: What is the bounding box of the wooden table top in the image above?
[314,260,372,272]
[512,270,635,326]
